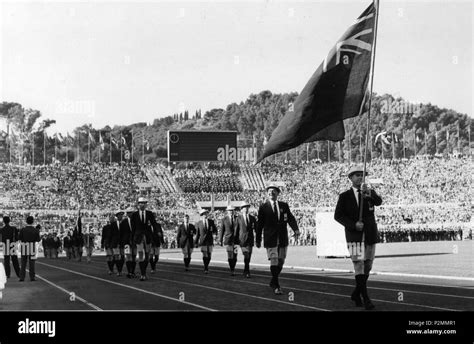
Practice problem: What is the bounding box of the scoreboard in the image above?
[167,130,238,162]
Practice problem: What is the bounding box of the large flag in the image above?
[257,2,377,163]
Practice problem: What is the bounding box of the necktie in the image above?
[273,201,278,221]
[204,220,207,230]
[142,211,145,223]
[357,189,362,207]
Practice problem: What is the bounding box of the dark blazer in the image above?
[119,218,133,246]
[150,222,164,247]
[19,225,41,243]
[219,215,237,246]
[234,214,257,247]
[176,223,196,249]
[195,218,217,247]
[63,236,73,248]
[1,224,19,244]
[256,200,298,248]
[334,188,382,245]
[130,210,158,245]
[101,224,116,249]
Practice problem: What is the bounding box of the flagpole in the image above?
[392,133,396,159]
[110,134,112,164]
[435,130,438,154]
[131,128,134,164]
[43,131,46,165]
[327,140,330,163]
[142,135,145,164]
[120,132,123,164]
[66,136,68,164]
[469,125,471,157]
[457,122,460,153]
[32,133,35,165]
[359,0,380,222]
[424,129,428,155]
[99,132,101,164]
[88,129,91,163]
[413,129,416,158]
[402,130,406,159]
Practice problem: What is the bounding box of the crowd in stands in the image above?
[172,164,243,193]
[0,156,472,247]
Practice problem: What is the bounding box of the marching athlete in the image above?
[256,185,299,295]
[130,197,159,281]
[120,207,137,278]
[149,216,164,273]
[176,214,196,271]
[234,201,257,278]
[219,205,238,276]
[194,209,217,274]
[112,211,125,276]
[334,166,382,310]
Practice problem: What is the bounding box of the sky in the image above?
[0,0,472,134]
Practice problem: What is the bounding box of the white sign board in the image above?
[315,212,349,258]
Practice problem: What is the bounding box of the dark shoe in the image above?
[108,270,113,275]
[244,272,251,278]
[364,299,375,310]
[117,272,122,277]
[150,269,155,274]
[30,278,36,282]
[230,270,235,276]
[19,279,24,282]
[274,287,283,295]
[140,275,146,281]
[185,267,189,271]
[204,269,209,274]
[351,290,363,307]
[126,273,132,279]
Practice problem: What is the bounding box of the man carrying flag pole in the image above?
[256,0,382,308]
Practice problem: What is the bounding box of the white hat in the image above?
[226,205,235,211]
[125,207,135,213]
[347,166,368,177]
[199,209,209,216]
[266,184,281,194]
[138,197,148,203]
[240,201,251,208]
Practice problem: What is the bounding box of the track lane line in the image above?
[152,266,463,312]
[76,259,330,311]
[34,273,103,311]
[36,261,216,311]
[156,259,474,299]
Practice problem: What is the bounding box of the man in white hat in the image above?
[334,166,382,310]
[194,209,217,274]
[256,184,299,295]
[219,205,238,276]
[130,197,159,281]
[234,201,257,278]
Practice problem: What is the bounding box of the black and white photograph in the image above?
[0,0,472,341]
